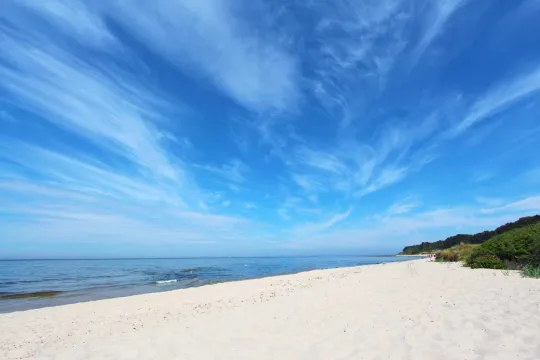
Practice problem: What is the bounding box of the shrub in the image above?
[469,253,505,269]
[519,236,540,267]
[467,223,540,269]
[521,264,540,279]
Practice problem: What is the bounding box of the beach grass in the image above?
[435,243,478,263]
[521,264,540,279]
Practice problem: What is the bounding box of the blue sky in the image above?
[1,0,540,258]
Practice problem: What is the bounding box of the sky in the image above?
[1,0,540,259]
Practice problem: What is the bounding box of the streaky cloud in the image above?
[104,0,300,113]
[455,66,540,134]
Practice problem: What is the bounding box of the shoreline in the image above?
[2,258,539,359]
[395,254,429,257]
[0,256,418,314]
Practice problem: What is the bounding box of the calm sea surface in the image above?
[0,256,417,312]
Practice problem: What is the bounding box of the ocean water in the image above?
[0,256,416,312]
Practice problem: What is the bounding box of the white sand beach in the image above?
[1,259,539,360]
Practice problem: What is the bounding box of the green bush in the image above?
[467,223,540,270]
[521,264,540,279]
[469,253,505,269]
[520,236,540,267]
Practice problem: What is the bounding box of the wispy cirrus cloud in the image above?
[2,0,117,49]
[1,1,539,257]
[286,113,439,199]
[194,159,249,184]
[471,170,495,183]
[0,142,183,206]
[0,29,181,182]
[455,65,540,134]
[291,208,352,235]
[480,195,540,215]
[283,195,540,251]
[412,0,468,64]
[0,2,258,249]
[386,198,421,216]
[282,56,540,204]
[104,0,300,113]
[308,0,411,125]
[291,173,323,197]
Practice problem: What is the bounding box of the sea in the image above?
[0,255,417,313]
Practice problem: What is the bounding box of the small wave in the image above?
[181,267,228,273]
[153,279,178,285]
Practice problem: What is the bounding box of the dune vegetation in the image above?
[466,223,540,275]
[431,222,540,278]
[435,243,479,263]
[401,215,540,255]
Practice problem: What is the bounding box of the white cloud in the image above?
[243,202,257,210]
[287,114,439,198]
[471,170,495,183]
[1,206,244,245]
[290,173,324,202]
[356,165,410,197]
[309,0,410,124]
[412,0,467,64]
[386,199,421,215]
[104,0,300,112]
[194,159,249,184]
[295,146,348,175]
[278,208,291,221]
[292,208,352,235]
[0,31,182,183]
[480,195,540,214]
[475,196,505,207]
[283,195,540,250]
[3,0,117,49]
[1,0,539,255]
[455,66,540,133]
[0,3,259,248]
[0,142,180,206]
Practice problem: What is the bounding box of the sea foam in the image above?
[154,279,178,284]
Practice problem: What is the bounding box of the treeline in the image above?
[401,215,540,255]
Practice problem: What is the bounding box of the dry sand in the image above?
[1,259,539,360]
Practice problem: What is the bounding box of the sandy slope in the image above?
[1,259,539,360]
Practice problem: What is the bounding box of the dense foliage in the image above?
[401,215,540,254]
[523,236,540,267]
[466,223,540,270]
[467,249,506,269]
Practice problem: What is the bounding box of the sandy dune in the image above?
[1,259,539,360]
